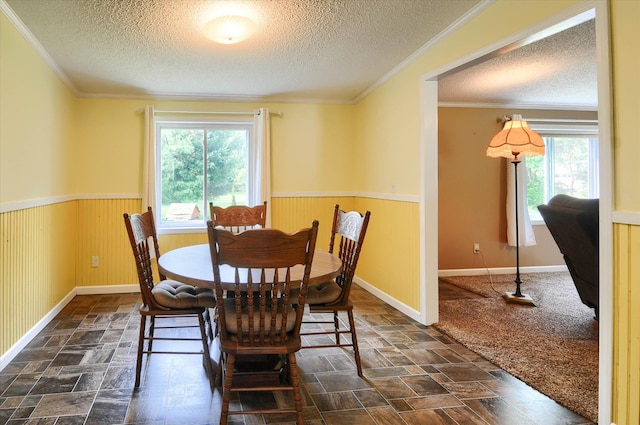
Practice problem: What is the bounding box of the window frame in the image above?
[154,116,256,233]
[527,119,599,223]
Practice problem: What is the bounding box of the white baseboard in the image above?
[75,284,139,295]
[438,265,568,277]
[0,284,140,371]
[0,289,76,371]
[353,276,422,323]
[2,268,569,371]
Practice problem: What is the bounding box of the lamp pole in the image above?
[486,114,543,306]
[512,155,523,298]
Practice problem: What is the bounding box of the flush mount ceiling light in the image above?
[203,15,257,44]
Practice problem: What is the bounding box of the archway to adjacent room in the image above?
[418,3,612,424]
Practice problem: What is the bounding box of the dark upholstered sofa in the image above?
[537,195,599,319]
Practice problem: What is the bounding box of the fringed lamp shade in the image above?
[486,114,545,159]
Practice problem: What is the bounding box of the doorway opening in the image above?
[419,4,612,424]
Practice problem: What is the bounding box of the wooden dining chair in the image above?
[208,201,268,337]
[298,204,371,376]
[207,221,319,425]
[123,207,216,389]
[209,201,267,233]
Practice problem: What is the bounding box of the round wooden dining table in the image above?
[157,243,342,288]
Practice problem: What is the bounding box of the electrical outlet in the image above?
[473,243,480,254]
[91,256,99,268]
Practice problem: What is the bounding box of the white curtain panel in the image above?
[142,105,157,256]
[253,107,272,227]
[143,105,156,212]
[506,157,536,247]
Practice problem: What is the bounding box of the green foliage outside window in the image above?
[160,127,248,220]
[206,129,247,206]
[527,136,596,217]
[526,155,545,215]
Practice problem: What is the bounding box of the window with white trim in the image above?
[526,119,599,221]
[155,117,256,230]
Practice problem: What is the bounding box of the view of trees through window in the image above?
[159,125,249,223]
[527,136,598,219]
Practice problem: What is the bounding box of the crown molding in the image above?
[438,101,598,112]
[354,0,494,104]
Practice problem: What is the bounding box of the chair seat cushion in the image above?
[302,280,342,305]
[152,280,216,309]
[222,298,296,334]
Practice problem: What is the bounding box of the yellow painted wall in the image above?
[353,198,420,309]
[0,202,77,354]
[0,14,76,204]
[76,199,142,286]
[271,196,354,235]
[350,54,423,310]
[80,197,417,309]
[611,0,640,212]
[269,104,355,193]
[0,14,78,356]
[72,98,355,195]
[273,196,421,310]
[353,75,421,196]
[613,224,640,425]
[71,100,147,195]
[610,1,640,424]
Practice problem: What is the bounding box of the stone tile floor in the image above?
[0,285,595,424]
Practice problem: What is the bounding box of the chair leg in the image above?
[333,311,340,345]
[287,353,305,425]
[220,353,235,425]
[197,313,215,391]
[347,310,362,377]
[135,314,146,387]
[148,316,155,352]
[214,356,223,387]
[205,308,214,341]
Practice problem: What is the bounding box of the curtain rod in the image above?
[498,115,597,124]
[152,109,283,117]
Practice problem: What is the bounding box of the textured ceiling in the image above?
[438,18,597,109]
[2,0,597,108]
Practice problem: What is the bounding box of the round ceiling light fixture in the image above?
[203,15,257,44]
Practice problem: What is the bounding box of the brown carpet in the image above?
[435,272,598,422]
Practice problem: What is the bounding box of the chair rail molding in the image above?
[0,194,141,214]
[612,211,640,226]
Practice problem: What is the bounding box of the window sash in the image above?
[527,133,599,222]
[154,119,255,231]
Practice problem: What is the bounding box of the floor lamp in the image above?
[486,114,545,305]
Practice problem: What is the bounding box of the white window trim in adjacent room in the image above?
[142,106,272,234]
[526,117,599,224]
